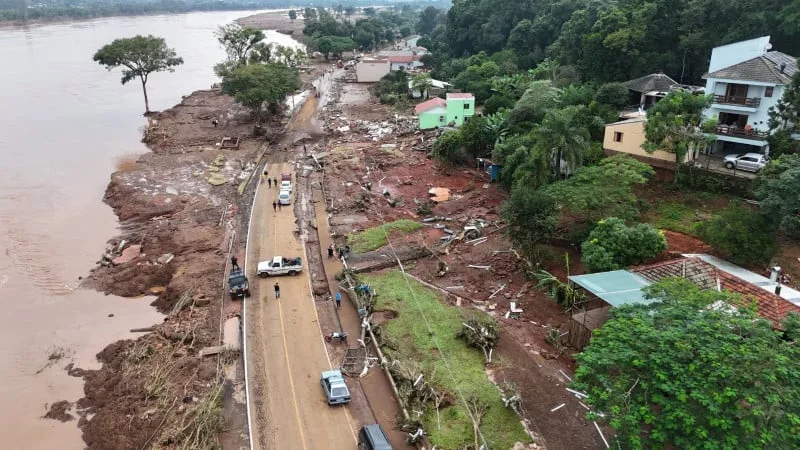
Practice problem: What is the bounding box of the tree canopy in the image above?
[755,154,800,240]
[581,218,666,272]
[93,35,183,114]
[643,90,714,165]
[575,278,800,449]
[220,63,300,123]
[500,185,558,262]
[542,155,654,223]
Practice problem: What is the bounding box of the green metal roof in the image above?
[568,270,655,307]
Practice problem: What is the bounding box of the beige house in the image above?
[603,117,696,169]
[356,59,390,83]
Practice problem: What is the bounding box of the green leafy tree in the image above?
[581,218,666,272]
[507,80,561,131]
[221,63,300,124]
[344,6,356,18]
[755,155,800,239]
[459,116,495,159]
[500,186,557,262]
[698,206,777,265]
[364,7,376,17]
[575,278,800,450]
[303,7,317,20]
[543,155,654,223]
[594,82,630,110]
[522,106,595,185]
[417,6,442,35]
[431,130,466,165]
[93,35,183,114]
[288,9,297,21]
[215,24,266,66]
[411,73,434,99]
[315,36,355,59]
[643,90,714,166]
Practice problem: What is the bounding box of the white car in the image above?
[723,153,767,172]
[280,180,292,192]
[278,190,291,205]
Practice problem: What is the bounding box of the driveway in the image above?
[693,155,758,179]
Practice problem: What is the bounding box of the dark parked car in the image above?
[358,424,393,450]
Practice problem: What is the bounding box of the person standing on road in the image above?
[231,256,239,270]
[278,201,282,211]
[327,244,334,258]
[335,291,341,308]
[273,177,278,187]
[272,201,277,212]
[274,282,280,299]
[267,178,272,188]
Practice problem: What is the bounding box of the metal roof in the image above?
[568,270,655,307]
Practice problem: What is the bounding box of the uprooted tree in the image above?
[457,315,500,363]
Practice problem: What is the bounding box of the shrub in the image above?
[431,130,466,165]
[698,207,777,266]
[581,218,667,272]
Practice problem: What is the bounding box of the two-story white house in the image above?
[702,36,797,157]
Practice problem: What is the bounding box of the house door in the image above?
[725,83,749,101]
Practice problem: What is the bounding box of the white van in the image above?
[278,190,291,206]
[280,180,292,192]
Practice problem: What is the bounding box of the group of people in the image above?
[327,243,351,261]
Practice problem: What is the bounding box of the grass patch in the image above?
[364,271,529,449]
[347,219,423,253]
[648,200,708,236]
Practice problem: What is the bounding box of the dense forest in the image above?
[420,0,800,86]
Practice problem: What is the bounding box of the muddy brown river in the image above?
[0,10,296,448]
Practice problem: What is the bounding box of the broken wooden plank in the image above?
[488,283,507,299]
[468,265,491,270]
[550,403,566,412]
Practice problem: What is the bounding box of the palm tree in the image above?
[411,73,434,99]
[529,106,594,181]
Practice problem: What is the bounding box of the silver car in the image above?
[723,153,767,172]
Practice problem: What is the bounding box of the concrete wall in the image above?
[603,120,683,166]
[419,106,447,129]
[445,98,475,127]
[356,61,390,82]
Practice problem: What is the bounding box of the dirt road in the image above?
[245,162,356,449]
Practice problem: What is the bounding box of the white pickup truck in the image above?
[256,256,303,277]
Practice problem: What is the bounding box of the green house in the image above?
[415,93,475,130]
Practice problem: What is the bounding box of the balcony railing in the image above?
[711,94,761,107]
[713,124,768,140]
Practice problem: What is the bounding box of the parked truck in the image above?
[256,256,303,277]
[228,267,250,298]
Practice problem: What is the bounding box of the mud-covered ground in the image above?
[76,88,284,449]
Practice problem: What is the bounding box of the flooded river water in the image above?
[0,10,295,448]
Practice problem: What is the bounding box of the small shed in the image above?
[567,270,654,350]
[477,158,502,181]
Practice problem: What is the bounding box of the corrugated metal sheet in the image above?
[568,270,654,307]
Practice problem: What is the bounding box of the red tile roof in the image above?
[414,97,446,114]
[388,55,420,63]
[446,93,474,99]
[633,257,800,327]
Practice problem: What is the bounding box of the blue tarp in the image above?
[568,270,655,307]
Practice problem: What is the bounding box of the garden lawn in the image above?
[347,219,423,253]
[363,271,529,449]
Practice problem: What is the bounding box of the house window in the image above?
[464,103,470,110]
[613,132,623,142]
[765,87,774,97]
[438,115,445,122]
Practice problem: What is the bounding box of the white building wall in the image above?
[703,80,784,131]
[707,36,772,72]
